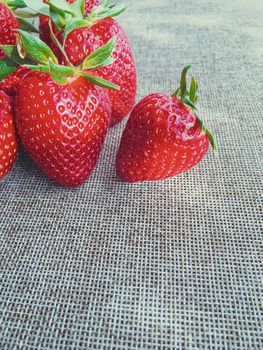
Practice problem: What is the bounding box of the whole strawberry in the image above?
[0,3,19,59]
[16,74,111,186]
[116,66,217,182]
[0,90,18,180]
[3,31,118,187]
[39,0,100,46]
[50,2,137,126]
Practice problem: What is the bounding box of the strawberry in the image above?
[0,90,18,181]
[48,1,136,126]
[61,18,136,126]
[39,15,56,48]
[0,2,19,59]
[16,73,111,186]
[1,30,119,186]
[39,0,101,46]
[116,66,217,183]
[0,66,31,97]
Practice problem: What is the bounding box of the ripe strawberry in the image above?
[47,1,136,126]
[0,3,19,59]
[5,31,119,187]
[0,66,31,97]
[39,15,56,47]
[116,66,217,182]
[15,73,111,186]
[0,90,18,180]
[59,17,137,126]
[39,0,100,46]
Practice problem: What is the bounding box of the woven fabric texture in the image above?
[0,0,262,349]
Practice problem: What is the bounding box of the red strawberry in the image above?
[55,17,137,126]
[15,73,111,187]
[39,15,56,47]
[0,3,19,59]
[2,30,119,186]
[39,0,100,46]
[49,1,137,127]
[116,66,217,183]
[0,90,18,180]
[0,66,31,97]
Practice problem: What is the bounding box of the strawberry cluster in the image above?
[0,0,217,186]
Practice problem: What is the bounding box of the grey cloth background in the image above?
[0,0,262,349]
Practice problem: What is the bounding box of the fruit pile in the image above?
[0,0,217,186]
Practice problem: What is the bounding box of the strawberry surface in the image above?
[0,3,19,59]
[0,90,18,180]
[0,66,31,97]
[116,93,209,182]
[56,18,137,126]
[39,0,100,46]
[15,74,111,187]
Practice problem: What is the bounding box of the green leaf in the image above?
[102,4,127,18]
[190,76,197,103]
[172,87,180,98]
[197,116,204,132]
[194,81,199,103]
[0,57,18,81]
[3,0,26,10]
[99,56,115,67]
[49,59,74,84]
[49,0,73,12]
[22,0,49,16]
[17,18,39,33]
[51,62,74,76]
[196,116,218,155]
[180,65,191,101]
[1,45,20,59]
[87,3,127,22]
[63,18,90,44]
[183,97,197,111]
[81,72,120,90]
[204,127,218,155]
[0,45,35,65]
[82,37,116,70]
[102,0,109,7]
[68,0,85,17]
[48,2,68,30]
[24,64,50,72]
[47,0,77,30]
[17,29,58,65]
[13,9,39,18]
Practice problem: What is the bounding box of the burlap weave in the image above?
[0,0,262,349]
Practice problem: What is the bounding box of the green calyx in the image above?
[0,0,26,10]
[86,1,127,23]
[172,65,198,110]
[62,1,127,43]
[172,65,218,155]
[1,0,127,49]
[2,0,127,35]
[0,30,119,90]
[12,0,127,41]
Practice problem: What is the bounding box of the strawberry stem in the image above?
[48,20,73,68]
[172,65,218,155]
[180,64,191,101]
